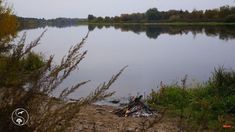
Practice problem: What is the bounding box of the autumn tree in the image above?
[0,0,18,51]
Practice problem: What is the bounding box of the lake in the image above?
[18,25,235,99]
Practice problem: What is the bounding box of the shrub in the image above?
[23,52,45,72]
[147,68,235,130]
[148,86,190,110]
[225,14,235,23]
[0,32,127,131]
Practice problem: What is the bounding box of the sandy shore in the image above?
[68,105,178,132]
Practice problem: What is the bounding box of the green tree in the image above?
[88,14,96,21]
[146,8,161,21]
[104,16,111,22]
[225,14,235,22]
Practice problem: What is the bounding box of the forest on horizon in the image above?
[16,5,235,30]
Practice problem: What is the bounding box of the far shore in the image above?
[79,22,235,26]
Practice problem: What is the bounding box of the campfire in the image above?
[114,95,156,117]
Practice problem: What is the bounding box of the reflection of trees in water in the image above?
[22,24,235,41]
[97,25,103,29]
[145,26,162,39]
[88,25,96,31]
[204,26,235,41]
[88,24,235,40]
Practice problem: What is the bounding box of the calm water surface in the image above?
[18,25,235,98]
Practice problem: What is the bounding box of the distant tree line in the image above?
[88,5,235,23]
[17,17,86,30]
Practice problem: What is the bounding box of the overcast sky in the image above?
[7,0,235,19]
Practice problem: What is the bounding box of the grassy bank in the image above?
[147,68,235,131]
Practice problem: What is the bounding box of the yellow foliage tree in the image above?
[0,0,18,48]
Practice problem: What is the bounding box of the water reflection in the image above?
[88,25,235,40]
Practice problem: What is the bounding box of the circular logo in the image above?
[11,108,29,126]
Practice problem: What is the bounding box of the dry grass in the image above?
[0,31,127,132]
